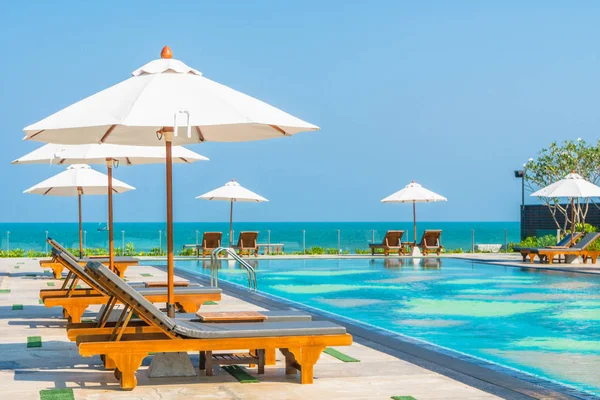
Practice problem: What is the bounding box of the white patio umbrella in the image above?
[197,180,268,246]
[531,172,600,244]
[22,46,318,316]
[13,143,208,270]
[381,181,447,249]
[24,164,134,257]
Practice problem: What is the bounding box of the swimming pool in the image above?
[174,257,600,396]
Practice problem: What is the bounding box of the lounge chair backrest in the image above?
[54,250,110,295]
[237,231,258,248]
[420,230,442,247]
[203,232,222,248]
[84,260,177,334]
[572,232,600,250]
[48,238,75,258]
[383,231,403,246]
[556,232,583,247]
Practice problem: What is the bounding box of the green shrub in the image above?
[516,235,557,249]
[124,242,136,256]
[354,248,371,254]
[178,247,196,256]
[445,248,465,254]
[148,247,165,256]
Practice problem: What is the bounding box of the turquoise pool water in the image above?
[174,258,600,396]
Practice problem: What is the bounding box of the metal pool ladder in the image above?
[210,247,257,291]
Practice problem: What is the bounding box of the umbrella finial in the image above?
[161,46,173,59]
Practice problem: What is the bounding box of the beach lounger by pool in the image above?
[535,232,600,264]
[76,260,352,390]
[40,240,139,278]
[513,232,583,262]
[233,231,259,256]
[416,230,443,255]
[369,230,406,256]
[40,248,221,323]
[183,232,222,256]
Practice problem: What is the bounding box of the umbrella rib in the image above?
[180,157,189,163]
[100,125,117,143]
[269,125,288,136]
[125,157,132,166]
[43,187,52,195]
[194,126,205,142]
[29,130,45,139]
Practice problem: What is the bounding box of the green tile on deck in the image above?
[39,388,74,400]
[12,304,23,311]
[27,336,42,348]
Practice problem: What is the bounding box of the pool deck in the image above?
[0,257,507,400]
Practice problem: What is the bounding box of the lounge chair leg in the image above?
[114,266,125,278]
[546,253,555,265]
[205,351,213,376]
[257,349,265,374]
[280,348,298,375]
[265,348,276,365]
[104,355,116,370]
[50,265,63,279]
[176,301,202,313]
[63,304,87,323]
[287,346,324,384]
[107,352,146,390]
[528,253,536,263]
[199,351,206,370]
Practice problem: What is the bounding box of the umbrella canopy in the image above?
[23,50,319,145]
[13,143,208,272]
[13,143,209,165]
[530,172,600,243]
[530,173,600,198]
[24,164,134,257]
[381,181,448,203]
[197,180,268,246]
[24,164,134,195]
[23,46,318,317]
[197,180,268,202]
[381,181,447,246]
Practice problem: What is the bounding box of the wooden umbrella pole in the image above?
[413,201,417,244]
[229,199,233,247]
[571,197,575,246]
[107,159,114,271]
[78,188,83,259]
[164,128,176,318]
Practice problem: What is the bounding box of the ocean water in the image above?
[174,257,600,396]
[0,221,519,253]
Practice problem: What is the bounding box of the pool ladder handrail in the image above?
[210,247,257,291]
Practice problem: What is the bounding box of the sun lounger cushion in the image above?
[135,287,221,296]
[173,320,346,339]
[82,256,139,263]
[86,261,346,339]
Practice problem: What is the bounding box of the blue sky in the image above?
[1,1,599,223]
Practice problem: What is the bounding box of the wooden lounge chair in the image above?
[40,239,139,278]
[535,232,600,264]
[369,230,405,256]
[199,232,222,256]
[233,231,259,257]
[416,230,443,255]
[40,248,221,323]
[76,260,352,390]
[513,232,583,262]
